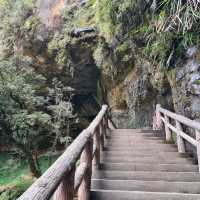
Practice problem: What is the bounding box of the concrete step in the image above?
[110,129,160,134]
[92,171,200,182]
[102,151,189,157]
[106,143,177,148]
[90,190,200,200]
[106,139,165,144]
[101,163,198,172]
[108,137,163,142]
[91,179,200,194]
[90,129,199,199]
[109,133,161,137]
[105,146,177,151]
[109,132,157,136]
[109,134,158,138]
[105,148,177,152]
[101,156,193,164]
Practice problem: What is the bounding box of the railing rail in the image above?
[17,105,111,200]
[154,104,200,172]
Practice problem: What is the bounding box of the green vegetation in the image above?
[94,0,146,41]
[135,0,200,69]
[171,131,177,144]
[0,0,78,197]
[95,0,114,40]
[193,79,200,85]
[0,153,29,185]
[0,56,49,177]
[0,0,76,180]
[0,152,59,185]
[0,0,39,58]
[0,152,59,200]
[92,0,200,71]
[0,56,75,177]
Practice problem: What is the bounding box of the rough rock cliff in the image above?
[23,0,200,128]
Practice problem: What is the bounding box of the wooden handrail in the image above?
[154,104,200,172]
[17,105,110,200]
[158,106,200,130]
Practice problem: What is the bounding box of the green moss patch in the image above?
[0,152,59,199]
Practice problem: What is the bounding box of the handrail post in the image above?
[100,120,105,151]
[155,104,163,130]
[78,138,93,200]
[93,126,101,169]
[106,111,109,128]
[164,114,172,142]
[196,129,200,172]
[53,167,75,200]
[103,116,108,139]
[105,111,109,133]
[176,120,186,153]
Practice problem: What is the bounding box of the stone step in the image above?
[90,190,200,200]
[92,171,200,182]
[101,163,198,172]
[91,179,200,194]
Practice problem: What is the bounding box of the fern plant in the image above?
[139,0,200,68]
[156,0,200,34]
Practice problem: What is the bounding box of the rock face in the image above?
[92,0,200,128]
[36,0,66,29]
[107,48,200,128]
[68,40,101,122]
[101,52,173,128]
[21,0,101,129]
[2,0,200,129]
[172,47,200,120]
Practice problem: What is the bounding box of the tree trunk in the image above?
[26,152,41,178]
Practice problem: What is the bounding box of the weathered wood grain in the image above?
[93,127,100,169]
[176,120,186,153]
[164,115,171,142]
[53,167,75,200]
[100,121,105,151]
[196,130,200,172]
[78,139,93,200]
[74,162,87,193]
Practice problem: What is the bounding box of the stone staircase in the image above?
[91,129,200,200]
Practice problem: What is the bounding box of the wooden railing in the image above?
[154,104,200,171]
[17,105,113,200]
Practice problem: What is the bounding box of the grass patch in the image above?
[0,152,60,186]
[0,153,29,185]
[171,131,177,144]
[0,152,60,199]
